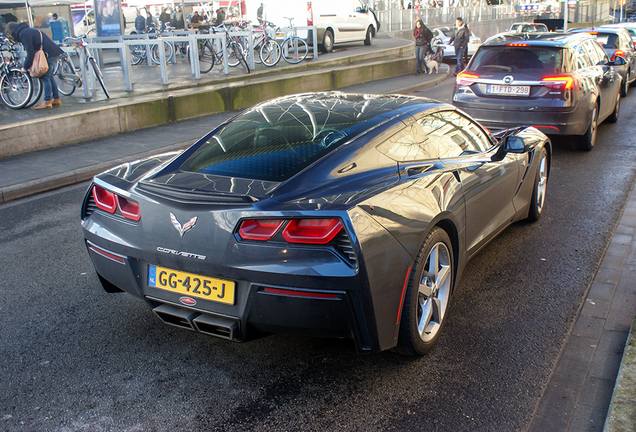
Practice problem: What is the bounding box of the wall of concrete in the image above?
[0,56,416,159]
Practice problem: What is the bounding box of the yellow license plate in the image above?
[148,265,235,305]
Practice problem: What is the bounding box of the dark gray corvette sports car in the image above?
[81,92,551,355]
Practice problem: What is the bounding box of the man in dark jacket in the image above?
[449,17,469,75]
[134,10,146,33]
[5,21,64,109]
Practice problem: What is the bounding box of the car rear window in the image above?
[469,46,567,73]
[591,33,620,49]
[179,94,414,182]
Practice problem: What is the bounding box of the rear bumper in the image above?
[85,237,376,352]
[453,100,588,135]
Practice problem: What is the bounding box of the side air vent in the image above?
[137,182,257,204]
[335,231,358,267]
[82,188,97,219]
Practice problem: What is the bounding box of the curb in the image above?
[0,141,191,203]
[604,315,636,432]
[391,63,451,94]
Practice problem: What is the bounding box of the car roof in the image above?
[570,26,628,35]
[482,31,594,48]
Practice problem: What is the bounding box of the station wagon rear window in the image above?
[470,46,567,73]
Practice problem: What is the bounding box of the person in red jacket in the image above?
[5,21,65,109]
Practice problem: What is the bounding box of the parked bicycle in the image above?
[0,36,35,109]
[130,26,175,66]
[62,32,110,98]
[191,24,250,74]
[52,51,81,97]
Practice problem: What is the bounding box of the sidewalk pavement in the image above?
[0,46,634,431]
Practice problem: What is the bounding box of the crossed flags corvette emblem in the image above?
[170,213,198,237]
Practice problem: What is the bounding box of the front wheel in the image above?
[89,57,110,98]
[0,68,32,109]
[395,227,454,356]
[24,76,43,108]
[56,58,77,96]
[260,39,281,67]
[198,41,215,73]
[281,37,308,64]
[526,149,549,222]
[232,42,250,74]
[607,91,620,123]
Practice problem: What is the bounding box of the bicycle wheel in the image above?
[130,45,147,65]
[252,40,263,64]
[0,68,32,109]
[232,42,250,74]
[24,76,42,108]
[198,41,215,73]
[56,58,77,96]
[281,36,308,64]
[260,39,281,67]
[226,41,241,67]
[89,57,110,98]
[151,40,174,64]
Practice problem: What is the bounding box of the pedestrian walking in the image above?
[449,17,469,75]
[413,19,433,75]
[5,21,64,109]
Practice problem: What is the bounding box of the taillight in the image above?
[92,185,117,213]
[612,50,626,61]
[507,43,529,46]
[92,185,141,221]
[282,219,343,244]
[117,196,141,221]
[541,76,575,90]
[238,218,343,244]
[456,72,479,86]
[238,219,284,241]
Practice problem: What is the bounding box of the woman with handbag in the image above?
[5,22,65,109]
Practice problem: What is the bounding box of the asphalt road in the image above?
[1,77,636,431]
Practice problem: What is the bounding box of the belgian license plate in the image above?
[148,265,235,305]
[487,85,530,96]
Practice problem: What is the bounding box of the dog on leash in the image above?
[423,56,439,74]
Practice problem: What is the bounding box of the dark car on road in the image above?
[81,92,551,356]
[568,26,636,96]
[452,32,623,151]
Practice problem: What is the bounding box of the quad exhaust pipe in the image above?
[152,303,239,340]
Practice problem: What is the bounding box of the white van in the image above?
[265,0,379,53]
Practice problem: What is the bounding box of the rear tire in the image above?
[198,41,214,73]
[364,26,373,46]
[395,227,454,356]
[572,102,598,151]
[320,29,334,53]
[260,39,281,67]
[526,149,548,222]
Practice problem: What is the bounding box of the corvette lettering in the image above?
[157,247,206,260]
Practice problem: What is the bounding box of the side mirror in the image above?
[503,135,527,153]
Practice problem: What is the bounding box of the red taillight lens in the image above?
[456,72,479,86]
[282,219,343,244]
[92,185,117,213]
[117,196,141,221]
[542,76,575,90]
[612,50,626,61]
[238,219,284,241]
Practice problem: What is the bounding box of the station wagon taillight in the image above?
[541,75,575,90]
[612,50,626,61]
[456,72,479,86]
